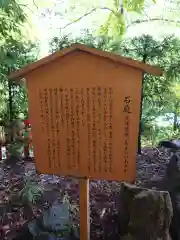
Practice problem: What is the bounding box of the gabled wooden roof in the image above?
[9,43,163,80]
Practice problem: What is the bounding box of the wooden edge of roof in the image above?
[9,43,163,81]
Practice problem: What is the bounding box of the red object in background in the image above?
[24,119,30,127]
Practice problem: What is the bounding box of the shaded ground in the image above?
[0,147,172,240]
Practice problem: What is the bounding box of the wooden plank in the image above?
[79,178,90,240]
[9,44,162,81]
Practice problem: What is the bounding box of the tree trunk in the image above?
[8,80,13,122]
[173,112,178,131]
[8,80,14,142]
[137,53,147,154]
[137,81,143,154]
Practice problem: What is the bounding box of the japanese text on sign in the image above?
[38,87,114,175]
[123,96,132,173]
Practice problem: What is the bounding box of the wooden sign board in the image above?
[9,44,162,182]
[9,44,162,240]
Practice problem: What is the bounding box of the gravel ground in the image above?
[0,147,173,240]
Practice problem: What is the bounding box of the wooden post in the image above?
[0,144,2,162]
[79,178,90,240]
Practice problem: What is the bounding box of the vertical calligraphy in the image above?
[80,88,85,127]
[123,96,132,172]
[70,88,76,168]
[64,88,71,169]
[86,88,91,172]
[97,87,102,173]
[103,88,108,172]
[54,88,61,167]
[44,88,51,168]
[39,90,45,133]
[38,87,114,176]
[108,87,113,173]
[75,88,80,170]
[49,88,56,169]
[92,87,97,172]
[59,88,64,126]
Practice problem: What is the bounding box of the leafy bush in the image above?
[142,126,180,147]
[7,140,24,159]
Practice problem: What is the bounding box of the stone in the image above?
[164,154,180,240]
[28,202,73,239]
[119,182,173,240]
[42,202,70,231]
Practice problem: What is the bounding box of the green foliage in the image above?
[120,35,180,118]
[7,139,24,158]
[0,41,38,121]
[0,0,28,61]
[0,0,39,121]
[142,127,180,147]
[0,0,26,40]
[123,0,145,12]
[98,0,157,37]
[99,11,126,37]
[50,30,117,53]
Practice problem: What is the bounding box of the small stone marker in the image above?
[28,202,71,237]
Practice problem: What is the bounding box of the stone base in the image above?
[119,182,173,240]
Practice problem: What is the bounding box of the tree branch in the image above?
[61,7,114,30]
[143,11,151,20]
[20,0,40,15]
[61,5,180,32]
[32,0,38,10]
[127,18,180,28]
[20,4,40,16]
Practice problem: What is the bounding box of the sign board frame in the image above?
[9,43,163,240]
